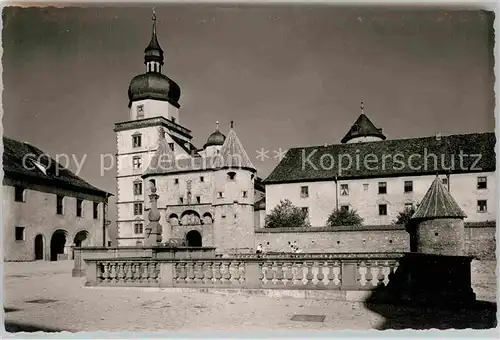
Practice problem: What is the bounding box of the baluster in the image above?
[358,261,367,287]
[264,261,274,287]
[365,261,373,287]
[179,262,188,284]
[283,262,294,286]
[124,262,132,282]
[294,262,304,286]
[135,263,143,282]
[258,262,265,285]
[305,261,314,287]
[213,262,222,284]
[274,262,284,287]
[238,262,246,284]
[376,262,386,287]
[97,262,105,282]
[141,262,149,284]
[187,262,196,284]
[316,261,325,288]
[109,262,118,284]
[326,261,335,288]
[231,261,241,285]
[222,262,232,285]
[145,262,153,283]
[333,261,341,286]
[115,263,124,284]
[195,262,204,284]
[102,262,110,283]
[204,262,213,284]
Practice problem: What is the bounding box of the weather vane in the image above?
[360,101,365,114]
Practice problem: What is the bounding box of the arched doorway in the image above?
[34,234,44,260]
[186,230,202,247]
[50,230,67,261]
[74,230,90,247]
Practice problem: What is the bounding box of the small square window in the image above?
[76,199,83,217]
[378,182,387,194]
[218,192,224,198]
[14,186,25,202]
[133,157,142,169]
[93,202,99,220]
[134,223,143,234]
[200,176,204,182]
[196,196,201,204]
[171,117,176,124]
[477,177,487,190]
[477,200,487,212]
[442,177,448,186]
[168,143,175,152]
[134,202,143,216]
[132,134,142,148]
[136,105,144,119]
[227,172,236,181]
[179,197,184,204]
[340,184,349,196]
[379,204,387,216]
[133,182,142,196]
[300,186,309,198]
[174,178,179,185]
[363,183,369,191]
[404,181,413,193]
[340,205,349,212]
[15,227,25,241]
[301,207,309,216]
[56,195,64,215]
[242,191,248,198]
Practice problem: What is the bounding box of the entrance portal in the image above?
[50,230,67,261]
[186,230,202,247]
[34,234,44,260]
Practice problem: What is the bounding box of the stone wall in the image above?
[255,222,496,259]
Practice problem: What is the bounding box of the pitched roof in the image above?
[214,128,256,171]
[411,176,467,219]
[341,114,386,144]
[2,137,110,197]
[168,133,197,155]
[264,132,496,184]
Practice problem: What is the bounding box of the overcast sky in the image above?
[2,5,495,233]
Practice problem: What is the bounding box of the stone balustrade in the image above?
[84,253,403,291]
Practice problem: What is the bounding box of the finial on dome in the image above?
[152,7,156,22]
[360,101,365,114]
[216,121,219,131]
[230,120,234,129]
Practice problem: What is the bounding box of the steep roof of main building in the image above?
[2,137,110,197]
[411,176,467,220]
[264,132,496,184]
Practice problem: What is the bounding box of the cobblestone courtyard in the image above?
[3,260,497,332]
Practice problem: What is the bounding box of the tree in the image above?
[265,199,310,228]
[326,208,363,227]
[394,204,418,226]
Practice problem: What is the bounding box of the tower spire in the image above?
[144,8,164,72]
[360,101,365,115]
[216,121,220,131]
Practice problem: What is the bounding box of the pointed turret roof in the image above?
[341,102,386,144]
[411,176,467,220]
[144,8,164,65]
[214,121,256,171]
[143,130,176,175]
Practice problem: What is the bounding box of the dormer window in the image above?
[227,172,236,181]
[171,117,176,124]
[168,143,175,152]
[137,105,144,119]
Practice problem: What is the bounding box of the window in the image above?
[300,186,309,198]
[56,195,64,215]
[477,200,487,212]
[134,223,143,234]
[136,240,143,247]
[132,134,142,148]
[301,207,309,216]
[174,178,179,185]
[242,191,248,198]
[378,182,387,194]
[93,202,99,220]
[340,184,349,196]
[171,117,176,124]
[179,197,184,204]
[404,181,413,193]
[133,182,142,196]
[340,205,349,212]
[200,176,204,182]
[168,143,175,152]
[477,177,487,190]
[218,192,223,198]
[133,156,142,169]
[442,177,448,186]
[76,199,83,217]
[227,172,236,181]
[136,105,144,119]
[404,203,414,211]
[196,196,201,204]
[134,202,143,216]
[363,183,369,191]
[15,227,25,241]
[379,204,387,216]
[14,186,25,202]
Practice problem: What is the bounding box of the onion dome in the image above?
[204,121,226,148]
[127,9,181,108]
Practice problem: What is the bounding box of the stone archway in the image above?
[186,230,202,247]
[74,230,90,247]
[50,229,68,261]
[34,234,45,260]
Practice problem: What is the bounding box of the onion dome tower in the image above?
[204,121,226,156]
[127,9,181,109]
